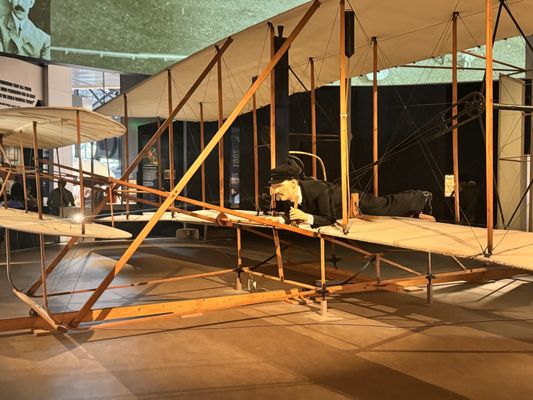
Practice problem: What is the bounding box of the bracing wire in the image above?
[316,3,339,84]
[255,25,270,79]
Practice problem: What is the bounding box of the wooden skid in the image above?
[11,289,67,333]
[0,288,320,333]
[339,267,519,294]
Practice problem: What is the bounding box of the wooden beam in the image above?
[19,136,28,211]
[157,117,163,202]
[167,70,175,194]
[123,94,131,218]
[199,103,206,206]
[252,78,259,208]
[372,37,379,196]
[375,255,381,283]
[310,58,317,178]
[108,185,114,227]
[123,94,129,174]
[0,137,13,169]
[236,226,243,268]
[0,169,9,205]
[400,64,515,72]
[320,237,326,290]
[90,142,95,212]
[379,266,516,288]
[339,0,350,229]
[76,110,86,234]
[452,12,460,223]
[38,234,49,310]
[272,228,285,280]
[70,3,320,326]
[217,46,225,208]
[485,0,494,253]
[339,266,518,293]
[269,23,276,169]
[0,135,8,204]
[0,288,320,332]
[31,121,43,219]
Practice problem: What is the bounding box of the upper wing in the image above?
[96,0,533,121]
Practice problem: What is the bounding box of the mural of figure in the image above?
[0,0,50,59]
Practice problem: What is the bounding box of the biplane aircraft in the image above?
[1,0,533,334]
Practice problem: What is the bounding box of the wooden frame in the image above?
[0,0,524,336]
[24,0,320,331]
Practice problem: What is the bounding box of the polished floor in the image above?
[0,230,532,399]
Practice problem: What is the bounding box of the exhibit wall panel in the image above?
[0,55,43,108]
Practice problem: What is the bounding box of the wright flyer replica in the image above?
[1,0,533,334]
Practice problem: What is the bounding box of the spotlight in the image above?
[72,213,84,223]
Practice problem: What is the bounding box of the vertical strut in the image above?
[310,58,317,178]
[269,23,276,169]
[339,0,350,230]
[236,225,243,290]
[19,134,28,212]
[32,122,43,220]
[320,236,327,317]
[452,12,461,223]
[252,77,259,209]
[372,37,379,196]
[217,46,225,208]
[76,110,85,234]
[167,70,175,196]
[426,252,433,304]
[200,103,206,207]
[272,228,284,280]
[123,94,130,219]
[485,0,494,254]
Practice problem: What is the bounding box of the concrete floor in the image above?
[0,231,532,399]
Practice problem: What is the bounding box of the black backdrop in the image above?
[138,81,514,226]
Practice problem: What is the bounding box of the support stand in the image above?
[426,252,434,304]
[235,226,243,290]
[319,237,328,318]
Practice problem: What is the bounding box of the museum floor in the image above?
[0,230,532,399]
